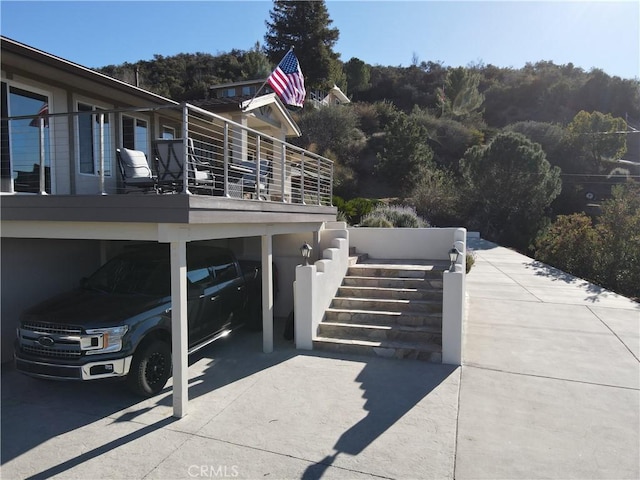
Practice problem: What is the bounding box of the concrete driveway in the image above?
[1,238,638,479]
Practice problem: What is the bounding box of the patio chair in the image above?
[154,138,215,194]
[238,159,272,200]
[116,148,157,193]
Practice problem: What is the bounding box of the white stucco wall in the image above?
[348,227,464,260]
[294,233,349,350]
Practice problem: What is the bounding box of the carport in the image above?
[1,193,335,418]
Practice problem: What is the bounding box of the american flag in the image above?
[29,102,49,127]
[268,50,306,108]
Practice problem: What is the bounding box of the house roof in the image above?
[194,93,302,138]
[210,78,268,90]
[1,36,177,107]
[2,36,301,137]
[328,85,350,104]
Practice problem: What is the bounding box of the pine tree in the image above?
[264,1,341,91]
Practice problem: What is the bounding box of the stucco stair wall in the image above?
[313,260,445,363]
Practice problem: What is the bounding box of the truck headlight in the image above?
[83,326,128,355]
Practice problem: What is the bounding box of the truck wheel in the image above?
[127,340,172,397]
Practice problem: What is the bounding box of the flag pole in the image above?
[242,47,294,111]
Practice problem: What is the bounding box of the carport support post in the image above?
[261,234,274,353]
[170,240,189,418]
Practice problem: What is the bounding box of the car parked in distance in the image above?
[15,244,263,396]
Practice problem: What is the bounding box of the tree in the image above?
[594,183,640,298]
[292,104,365,163]
[568,110,627,173]
[534,213,600,281]
[241,42,272,79]
[460,131,561,249]
[534,183,640,299]
[344,57,370,94]
[264,1,341,91]
[436,67,484,122]
[375,111,434,191]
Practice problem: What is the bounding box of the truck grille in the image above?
[21,322,83,335]
[19,322,84,359]
[22,345,81,359]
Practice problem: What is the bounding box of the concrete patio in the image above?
[1,238,638,479]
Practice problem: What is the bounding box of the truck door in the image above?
[209,253,244,333]
[186,263,218,347]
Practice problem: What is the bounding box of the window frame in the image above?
[1,80,54,193]
[74,98,114,177]
[121,114,150,155]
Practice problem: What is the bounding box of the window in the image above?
[211,254,238,285]
[77,102,113,176]
[122,116,149,154]
[0,82,52,193]
[161,126,175,140]
[218,88,236,98]
[242,86,256,96]
[187,267,215,289]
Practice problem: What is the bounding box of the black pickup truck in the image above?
[15,244,263,396]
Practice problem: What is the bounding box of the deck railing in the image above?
[1,102,334,206]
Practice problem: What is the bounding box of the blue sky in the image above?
[1,1,638,79]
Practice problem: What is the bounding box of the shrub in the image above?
[360,205,428,228]
[359,216,393,228]
[466,251,476,274]
[534,213,599,282]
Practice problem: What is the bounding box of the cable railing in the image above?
[1,102,334,206]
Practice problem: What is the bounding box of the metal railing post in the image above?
[38,117,47,195]
[255,135,261,200]
[300,154,305,205]
[330,163,334,206]
[182,104,190,194]
[280,144,286,203]
[223,122,230,197]
[317,155,321,205]
[98,112,106,195]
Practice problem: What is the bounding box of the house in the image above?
[1,36,339,414]
[309,85,350,109]
[1,37,466,418]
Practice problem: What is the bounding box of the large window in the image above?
[122,116,149,154]
[0,82,51,193]
[77,102,112,176]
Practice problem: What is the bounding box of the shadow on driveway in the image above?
[2,324,457,479]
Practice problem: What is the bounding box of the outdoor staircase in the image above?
[313,250,445,363]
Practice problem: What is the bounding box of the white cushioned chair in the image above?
[116,148,157,193]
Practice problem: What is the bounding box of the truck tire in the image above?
[127,340,172,397]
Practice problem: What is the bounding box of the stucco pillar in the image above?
[294,264,316,350]
[261,234,274,353]
[170,240,188,418]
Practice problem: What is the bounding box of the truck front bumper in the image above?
[15,355,133,381]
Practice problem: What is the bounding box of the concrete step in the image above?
[347,265,445,280]
[348,253,369,266]
[318,321,442,345]
[312,336,442,363]
[342,276,443,290]
[324,308,442,328]
[337,285,442,301]
[331,297,442,313]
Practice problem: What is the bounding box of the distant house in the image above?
[309,85,350,109]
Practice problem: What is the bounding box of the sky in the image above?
[1,1,638,80]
